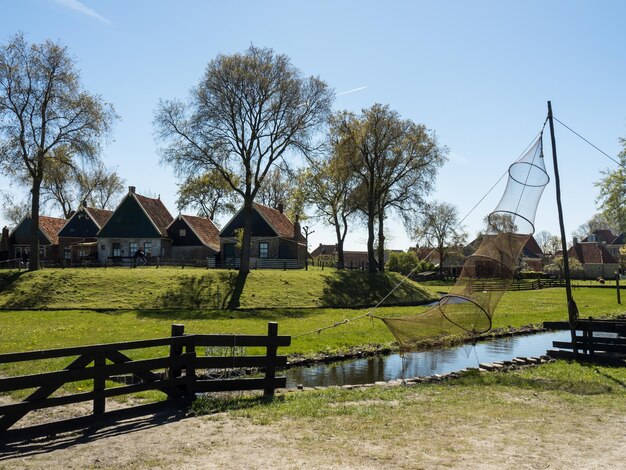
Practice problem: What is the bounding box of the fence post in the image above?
[185,335,196,402]
[617,274,621,305]
[93,351,106,414]
[264,322,278,398]
[168,324,185,399]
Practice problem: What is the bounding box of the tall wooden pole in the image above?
[547,101,579,329]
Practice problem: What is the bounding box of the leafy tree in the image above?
[595,140,626,234]
[305,152,358,269]
[155,45,333,280]
[545,255,584,279]
[0,34,116,270]
[412,201,467,276]
[387,251,426,276]
[0,191,29,226]
[176,169,239,221]
[330,104,447,273]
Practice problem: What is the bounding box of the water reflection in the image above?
[286,330,572,388]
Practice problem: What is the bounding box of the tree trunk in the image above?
[334,215,345,269]
[366,202,377,273]
[377,211,385,272]
[239,198,253,274]
[29,180,42,271]
[438,245,445,277]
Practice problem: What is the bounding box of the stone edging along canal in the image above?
[278,354,556,393]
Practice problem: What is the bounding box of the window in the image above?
[179,229,186,237]
[259,242,269,258]
[144,241,152,256]
[113,243,121,257]
[15,247,21,258]
[129,242,138,256]
[64,247,71,260]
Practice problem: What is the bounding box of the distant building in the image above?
[568,237,619,278]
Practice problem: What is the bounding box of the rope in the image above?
[554,116,624,168]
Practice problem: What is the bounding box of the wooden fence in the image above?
[0,322,290,442]
[544,318,626,364]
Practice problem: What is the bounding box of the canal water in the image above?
[286,330,572,388]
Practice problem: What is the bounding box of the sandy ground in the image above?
[1,393,625,470]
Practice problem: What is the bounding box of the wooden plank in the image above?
[0,335,194,364]
[195,377,287,393]
[195,355,287,369]
[264,322,278,398]
[194,334,291,348]
[105,350,161,383]
[0,354,192,393]
[0,401,187,444]
[552,341,626,354]
[543,321,626,333]
[0,377,188,417]
[571,336,626,345]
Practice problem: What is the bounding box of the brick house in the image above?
[96,186,174,264]
[219,203,306,269]
[568,238,620,278]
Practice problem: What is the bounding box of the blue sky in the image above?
[1,0,625,250]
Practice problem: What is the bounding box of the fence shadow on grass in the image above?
[0,402,188,458]
[0,271,56,309]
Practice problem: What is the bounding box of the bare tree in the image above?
[77,162,125,210]
[0,34,116,269]
[413,201,467,276]
[155,45,333,279]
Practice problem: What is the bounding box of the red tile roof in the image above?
[135,194,174,237]
[181,215,220,252]
[254,203,304,242]
[311,243,337,257]
[39,216,67,245]
[568,243,618,265]
[85,207,113,228]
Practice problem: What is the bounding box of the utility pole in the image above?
[302,226,314,271]
[547,101,579,331]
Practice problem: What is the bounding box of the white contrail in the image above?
[54,0,111,25]
[335,86,367,97]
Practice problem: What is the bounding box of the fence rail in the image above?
[0,322,290,442]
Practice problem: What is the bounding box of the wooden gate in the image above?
[0,322,290,442]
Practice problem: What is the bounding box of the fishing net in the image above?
[380,137,549,349]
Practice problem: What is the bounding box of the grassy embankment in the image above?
[0,268,624,361]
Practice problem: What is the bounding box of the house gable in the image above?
[98,195,162,238]
[220,207,277,238]
[9,216,65,246]
[59,208,101,239]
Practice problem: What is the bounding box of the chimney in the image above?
[82,199,87,208]
[572,237,578,245]
[277,203,284,214]
[129,186,136,194]
[294,214,301,239]
[0,226,8,251]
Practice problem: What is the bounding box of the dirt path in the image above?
[1,392,625,470]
